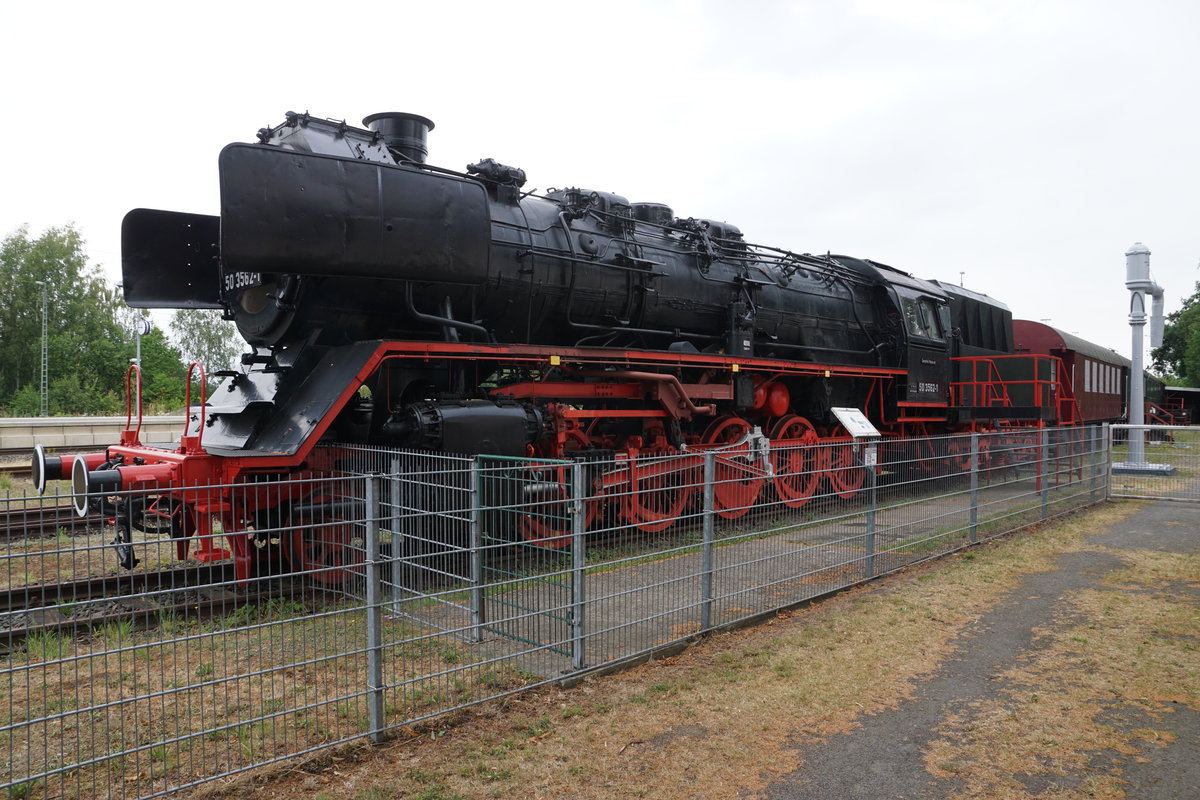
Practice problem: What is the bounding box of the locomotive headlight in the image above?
[229,275,301,347]
[239,282,274,315]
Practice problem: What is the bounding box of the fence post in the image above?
[389,456,401,614]
[1088,425,1098,504]
[570,461,587,670]
[1040,427,1050,519]
[969,432,979,544]
[865,442,877,579]
[364,474,385,743]
[468,459,485,644]
[700,450,715,632]
[1103,423,1112,500]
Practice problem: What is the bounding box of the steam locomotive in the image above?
[36,111,1122,581]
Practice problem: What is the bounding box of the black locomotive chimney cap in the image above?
[363,112,435,163]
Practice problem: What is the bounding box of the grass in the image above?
[0,445,1170,799]
[6,780,37,800]
[1110,432,1200,498]
[23,630,70,662]
[885,496,1048,555]
[216,499,1200,800]
[0,589,501,799]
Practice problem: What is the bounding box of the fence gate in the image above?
[476,456,583,666]
[1110,424,1200,503]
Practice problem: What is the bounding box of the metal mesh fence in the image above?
[1109,424,1200,502]
[0,425,1111,798]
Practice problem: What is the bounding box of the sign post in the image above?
[831,408,883,577]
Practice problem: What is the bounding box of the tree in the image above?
[169,309,245,390]
[0,225,132,414]
[1152,280,1200,388]
[111,300,188,413]
[136,328,188,411]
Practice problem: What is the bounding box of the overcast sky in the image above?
[2,0,1197,360]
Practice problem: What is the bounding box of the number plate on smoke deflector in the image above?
[223,271,262,292]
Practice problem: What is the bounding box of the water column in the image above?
[1122,242,1165,469]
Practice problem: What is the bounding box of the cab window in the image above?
[901,295,945,340]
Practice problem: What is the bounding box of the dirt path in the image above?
[198,500,1198,800]
[762,501,1200,799]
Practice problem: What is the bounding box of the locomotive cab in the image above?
[829,255,952,408]
[894,286,952,405]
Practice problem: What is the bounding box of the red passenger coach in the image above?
[1012,320,1128,424]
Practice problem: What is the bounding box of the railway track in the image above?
[0,499,299,653]
[0,457,36,480]
[0,486,336,655]
[0,563,239,615]
[0,562,303,655]
[0,503,96,538]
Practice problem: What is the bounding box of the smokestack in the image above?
[362,112,435,163]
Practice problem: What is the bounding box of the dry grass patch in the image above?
[922,522,1199,798]
[219,502,1141,800]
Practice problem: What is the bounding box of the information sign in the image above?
[830,407,881,439]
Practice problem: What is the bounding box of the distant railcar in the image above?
[1012,320,1128,424]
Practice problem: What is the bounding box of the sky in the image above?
[2,0,1197,362]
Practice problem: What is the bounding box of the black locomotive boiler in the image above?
[51,110,1078,579]
[124,112,956,451]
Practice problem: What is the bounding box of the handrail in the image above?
[1145,401,1178,425]
[949,357,1015,409]
[181,362,208,454]
[121,364,144,446]
[950,354,1082,425]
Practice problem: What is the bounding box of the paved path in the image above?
[761,501,1200,799]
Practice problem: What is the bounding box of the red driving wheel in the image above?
[769,415,821,509]
[703,415,765,519]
